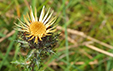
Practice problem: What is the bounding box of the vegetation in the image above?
[0,0,113,71]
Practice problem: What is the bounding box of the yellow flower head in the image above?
[15,6,57,44]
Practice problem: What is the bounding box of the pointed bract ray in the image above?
[24,15,30,26]
[30,6,35,22]
[28,36,34,41]
[42,8,50,23]
[44,10,54,24]
[34,36,38,44]
[17,28,28,32]
[38,34,42,41]
[26,34,32,37]
[46,25,56,33]
[48,25,57,30]
[45,33,51,36]
[14,23,22,27]
[17,18,29,27]
[35,7,38,21]
[39,6,45,22]
[17,21,28,30]
[45,16,56,28]
[27,13,31,22]
[14,23,28,30]
[46,29,56,33]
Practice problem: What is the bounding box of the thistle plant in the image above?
[12,6,59,70]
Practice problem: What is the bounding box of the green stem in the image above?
[62,0,69,71]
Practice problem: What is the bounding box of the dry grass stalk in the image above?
[85,44,113,57]
[57,26,113,49]
[0,30,15,42]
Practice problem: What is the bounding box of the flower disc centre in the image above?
[30,22,46,36]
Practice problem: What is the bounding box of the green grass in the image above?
[0,0,113,71]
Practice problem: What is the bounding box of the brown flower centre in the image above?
[30,22,46,36]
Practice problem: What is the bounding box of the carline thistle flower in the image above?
[15,6,57,44]
[13,6,58,70]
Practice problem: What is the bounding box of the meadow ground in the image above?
[0,0,113,71]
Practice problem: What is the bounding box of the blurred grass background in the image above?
[0,0,113,71]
